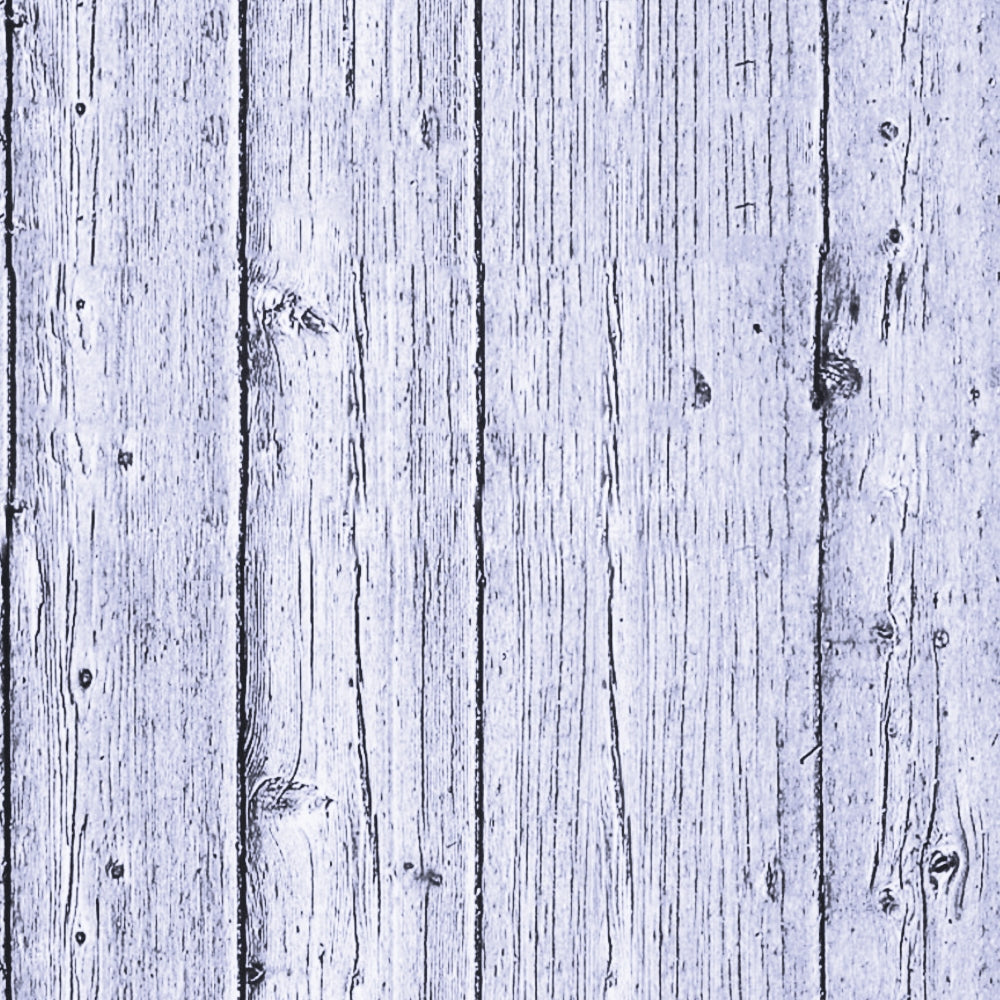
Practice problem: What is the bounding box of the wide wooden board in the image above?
[481,1,825,995]
[8,0,240,996]
[243,1,476,996]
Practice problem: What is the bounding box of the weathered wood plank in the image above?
[243,1,475,995]
[481,1,824,995]
[8,0,240,996]
[0,58,9,991]
[821,3,1000,997]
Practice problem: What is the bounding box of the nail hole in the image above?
[933,628,949,649]
[78,668,93,689]
[117,450,133,469]
[888,228,902,244]
[74,102,86,116]
[246,961,265,985]
[879,121,899,141]
[74,931,86,944]
[75,299,85,310]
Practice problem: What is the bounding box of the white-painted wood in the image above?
[820,2,1000,996]
[8,1,240,995]
[481,1,825,995]
[6,2,1000,997]
[243,1,476,996]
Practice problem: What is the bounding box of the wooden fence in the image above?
[3,0,998,996]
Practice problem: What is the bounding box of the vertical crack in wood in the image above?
[236,0,249,992]
[605,555,632,896]
[472,0,485,994]
[2,0,15,994]
[814,1,831,997]
[352,553,379,923]
[919,637,944,999]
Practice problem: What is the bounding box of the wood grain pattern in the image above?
[8,1,239,996]
[820,2,1000,996]
[481,1,825,995]
[243,1,475,996]
[5,2,1000,998]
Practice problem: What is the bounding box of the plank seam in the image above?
[236,0,249,991]
[2,0,15,995]
[473,0,485,992]
[813,0,831,997]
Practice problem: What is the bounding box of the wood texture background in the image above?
[4,0,999,997]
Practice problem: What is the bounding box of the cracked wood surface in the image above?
[820,2,1000,997]
[7,0,240,996]
[480,1,822,995]
[4,0,1000,997]
[243,1,476,997]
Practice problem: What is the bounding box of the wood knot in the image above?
[254,286,336,339]
[250,777,334,817]
[420,107,440,149]
[878,887,899,914]
[872,617,896,645]
[765,859,781,902]
[691,368,711,409]
[927,849,960,891]
[405,863,444,887]
[814,353,862,408]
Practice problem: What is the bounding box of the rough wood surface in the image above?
[243,1,475,996]
[5,1,1000,997]
[8,1,239,996]
[820,2,1000,997]
[481,1,824,995]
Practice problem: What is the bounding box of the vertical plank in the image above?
[481,0,824,995]
[822,3,1000,997]
[0,11,9,987]
[243,1,475,996]
[9,0,239,996]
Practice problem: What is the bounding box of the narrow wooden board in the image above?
[8,1,240,996]
[481,1,824,995]
[820,3,1000,997]
[243,1,476,996]
[0,57,9,990]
